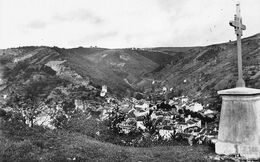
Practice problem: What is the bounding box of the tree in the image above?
[6,81,47,127]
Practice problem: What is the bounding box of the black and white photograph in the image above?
[0,0,260,161]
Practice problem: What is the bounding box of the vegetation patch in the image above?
[197,46,223,62]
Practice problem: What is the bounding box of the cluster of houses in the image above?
[107,95,218,145]
[0,81,219,146]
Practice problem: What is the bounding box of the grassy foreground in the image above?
[0,134,214,162]
[0,125,215,162]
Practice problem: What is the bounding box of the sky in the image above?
[0,0,260,49]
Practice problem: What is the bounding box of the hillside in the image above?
[0,33,260,103]
[150,33,260,102]
[1,33,260,161]
[0,124,214,161]
[0,46,173,96]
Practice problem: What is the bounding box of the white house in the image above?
[187,103,203,112]
[135,102,149,110]
[136,121,146,131]
[100,85,107,97]
[159,129,174,140]
[204,109,214,115]
[181,96,189,103]
[162,87,167,94]
[134,109,149,118]
[74,99,84,111]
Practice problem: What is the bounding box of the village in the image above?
[97,85,219,146]
[1,0,260,160]
[0,80,219,148]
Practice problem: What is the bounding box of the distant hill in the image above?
[151,33,260,101]
[0,33,260,100]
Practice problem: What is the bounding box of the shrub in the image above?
[197,46,222,62]
[0,108,7,117]
[0,139,40,162]
[63,115,105,138]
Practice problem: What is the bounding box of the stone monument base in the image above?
[216,141,260,159]
[216,87,260,159]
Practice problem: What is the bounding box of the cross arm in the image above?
[229,20,246,30]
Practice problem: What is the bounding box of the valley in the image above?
[0,33,260,161]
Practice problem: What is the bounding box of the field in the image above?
[0,121,215,162]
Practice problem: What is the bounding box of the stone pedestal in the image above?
[216,87,260,159]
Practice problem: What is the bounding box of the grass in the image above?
[0,131,215,162]
[0,119,215,162]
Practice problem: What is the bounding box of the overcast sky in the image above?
[0,0,259,49]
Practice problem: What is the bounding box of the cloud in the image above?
[94,31,118,39]
[156,0,187,13]
[27,20,47,29]
[83,31,118,41]
[0,0,260,49]
[68,31,118,46]
[53,9,104,24]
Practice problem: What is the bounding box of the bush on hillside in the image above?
[63,115,104,138]
[0,139,41,162]
[197,46,222,62]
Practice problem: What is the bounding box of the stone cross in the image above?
[229,3,246,87]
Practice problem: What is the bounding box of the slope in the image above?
[0,127,213,162]
[1,33,259,100]
[0,46,175,96]
[60,48,161,91]
[150,33,260,103]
